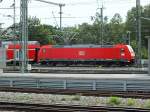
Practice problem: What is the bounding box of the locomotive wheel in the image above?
[52,63,56,66]
[119,62,126,67]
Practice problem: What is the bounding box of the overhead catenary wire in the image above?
[33,0,65,31]
[52,11,59,28]
[0,0,149,28]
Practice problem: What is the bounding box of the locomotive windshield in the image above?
[127,45,135,57]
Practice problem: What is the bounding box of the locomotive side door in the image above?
[14,49,20,61]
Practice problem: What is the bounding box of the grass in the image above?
[71,95,81,101]
[127,98,135,106]
[61,97,66,101]
[144,100,150,108]
[107,96,121,106]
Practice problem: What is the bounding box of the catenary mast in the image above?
[20,0,28,73]
[20,0,65,73]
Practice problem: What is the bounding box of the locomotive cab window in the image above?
[121,48,124,52]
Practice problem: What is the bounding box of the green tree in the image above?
[92,12,112,44]
[61,27,79,45]
[125,4,150,58]
[28,17,57,45]
[78,23,97,44]
[110,13,125,44]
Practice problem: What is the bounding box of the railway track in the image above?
[0,101,150,112]
[4,66,147,74]
[1,87,150,99]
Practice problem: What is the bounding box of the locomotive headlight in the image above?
[121,52,125,56]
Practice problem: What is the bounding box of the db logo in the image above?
[79,51,85,56]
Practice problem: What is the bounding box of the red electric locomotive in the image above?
[6,44,40,64]
[37,44,135,66]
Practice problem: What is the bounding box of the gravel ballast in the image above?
[0,92,150,108]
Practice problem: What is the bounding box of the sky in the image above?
[0,0,149,28]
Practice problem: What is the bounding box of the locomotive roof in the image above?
[7,44,40,49]
[52,44,114,48]
[2,41,40,45]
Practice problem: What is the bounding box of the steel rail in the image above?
[0,101,150,112]
[0,87,150,99]
[4,66,147,74]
